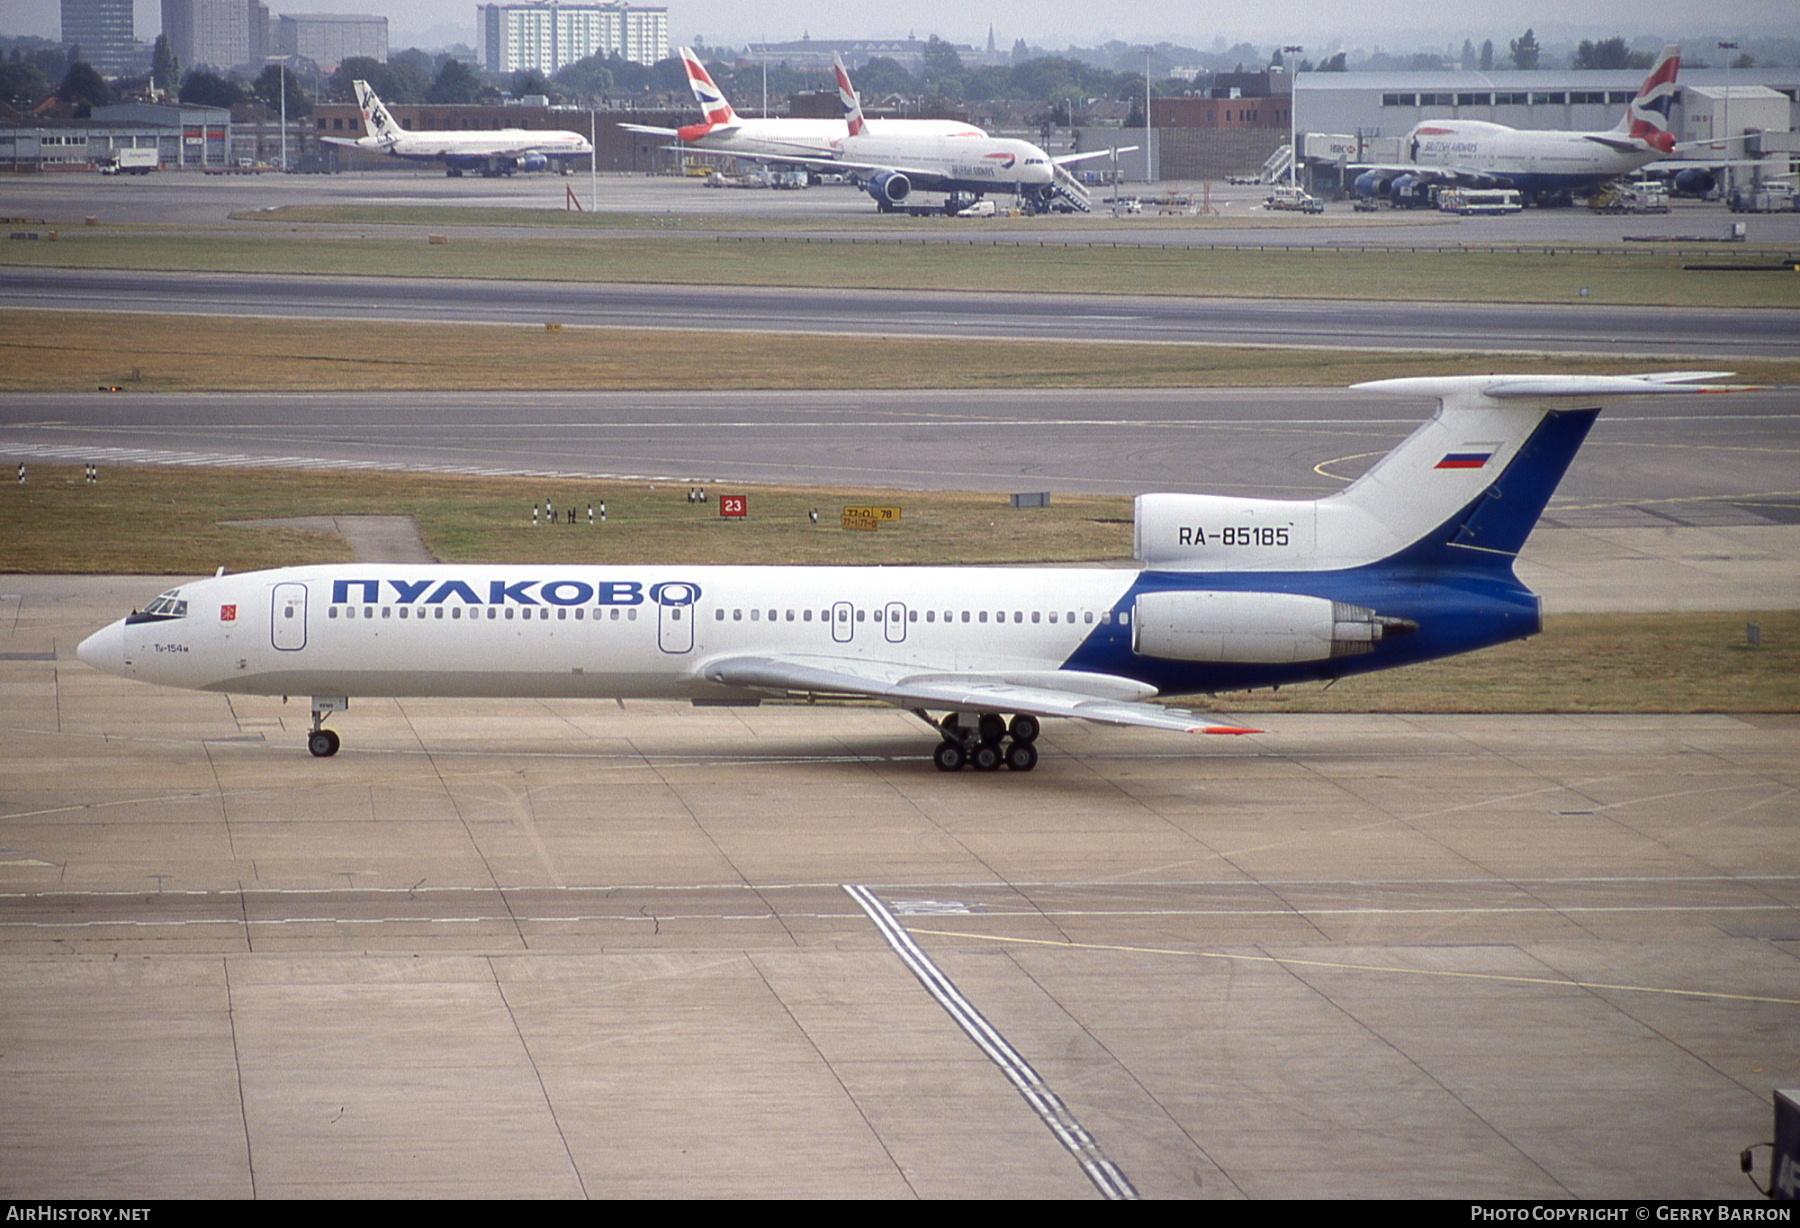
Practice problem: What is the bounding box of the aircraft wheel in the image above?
[1008,714,1040,744]
[977,713,1007,744]
[308,729,341,758]
[933,741,967,772]
[1005,741,1039,772]
[971,742,1003,772]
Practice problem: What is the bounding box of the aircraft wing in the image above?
[619,123,681,137]
[1348,163,1499,186]
[701,654,1261,735]
[1053,146,1138,165]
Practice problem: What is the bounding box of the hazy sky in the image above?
[7,0,1789,56]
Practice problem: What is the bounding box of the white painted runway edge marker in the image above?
[845,883,1139,1200]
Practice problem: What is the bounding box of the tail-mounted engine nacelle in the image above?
[867,170,912,204]
[1133,590,1417,664]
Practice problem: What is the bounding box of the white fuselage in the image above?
[80,565,1140,701]
[1407,120,1660,188]
[383,129,590,159]
[687,120,1057,192]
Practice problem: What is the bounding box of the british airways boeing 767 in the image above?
[77,374,1742,772]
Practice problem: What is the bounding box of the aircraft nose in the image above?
[76,620,124,675]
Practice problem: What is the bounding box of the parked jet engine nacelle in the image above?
[1672,168,1716,196]
[1353,170,1395,198]
[867,170,911,204]
[1133,591,1400,664]
[1388,174,1432,206]
[521,153,549,173]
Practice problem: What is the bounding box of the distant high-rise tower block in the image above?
[161,0,252,71]
[276,13,388,71]
[479,3,669,74]
[61,0,135,75]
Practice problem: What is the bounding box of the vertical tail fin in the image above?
[1340,372,1734,565]
[1620,44,1680,153]
[1135,374,1747,573]
[680,47,738,128]
[353,80,402,149]
[833,53,867,136]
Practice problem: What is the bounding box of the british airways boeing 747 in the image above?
[77,374,1743,772]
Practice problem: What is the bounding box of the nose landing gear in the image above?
[307,696,347,757]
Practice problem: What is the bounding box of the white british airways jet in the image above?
[1353,45,1682,206]
[323,80,594,177]
[76,374,1742,772]
[624,49,1109,213]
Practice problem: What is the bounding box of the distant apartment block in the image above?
[276,13,387,70]
[479,3,668,74]
[60,0,136,75]
[161,0,257,70]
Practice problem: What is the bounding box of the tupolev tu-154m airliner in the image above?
[77,374,1745,773]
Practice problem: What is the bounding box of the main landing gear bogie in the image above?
[932,712,1040,774]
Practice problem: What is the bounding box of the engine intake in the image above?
[867,170,911,204]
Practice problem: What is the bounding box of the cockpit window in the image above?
[125,589,188,624]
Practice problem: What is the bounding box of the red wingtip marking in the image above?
[1197,725,1263,736]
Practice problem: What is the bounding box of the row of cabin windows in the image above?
[715,607,1116,625]
[325,604,1124,626]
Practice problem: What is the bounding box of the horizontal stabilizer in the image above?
[1355,373,1751,399]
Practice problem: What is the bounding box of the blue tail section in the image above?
[1409,407,1600,567]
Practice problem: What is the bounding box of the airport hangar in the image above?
[1280,65,1800,193]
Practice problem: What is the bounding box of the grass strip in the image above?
[5,225,1795,308]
